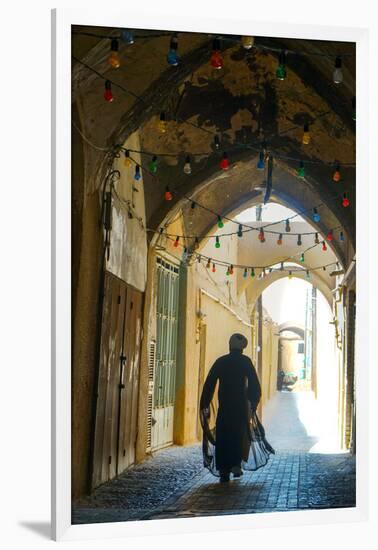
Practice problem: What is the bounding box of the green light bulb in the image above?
[297,161,305,178]
[217,216,224,229]
[149,155,158,173]
[215,236,221,248]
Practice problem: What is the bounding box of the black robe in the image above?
[199,350,275,475]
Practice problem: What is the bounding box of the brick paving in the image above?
[72,392,356,524]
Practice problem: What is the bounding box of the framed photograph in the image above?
[52,7,369,541]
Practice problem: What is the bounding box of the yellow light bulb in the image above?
[108,52,121,69]
[302,124,310,145]
[241,36,254,49]
[158,112,167,133]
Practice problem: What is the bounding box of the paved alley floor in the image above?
[72,391,356,524]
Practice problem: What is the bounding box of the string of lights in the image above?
[72,29,356,59]
[119,149,348,242]
[72,55,356,168]
[110,185,339,274]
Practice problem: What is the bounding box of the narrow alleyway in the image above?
[72,391,355,524]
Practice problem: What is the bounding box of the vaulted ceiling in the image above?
[72,27,356,265]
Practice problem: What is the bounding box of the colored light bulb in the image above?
[306,270,310,280]
[256,151,265,170]
[259,228,265,242]
[243,268,248,278]
[230,265,234,275]
[322,241,327,251]
[214,135,220,150]
[194,237,199,250]
[333,163,341,182]
[104,80,114,102]
[220,152,229,170]
[158,112,167,133]
[174,236,180,248]
[108,39,120,68]
[342,193,350,207]
[134,165,141,180]
[297,234,302,246]
[313,208,321,222]
[251,268,255,278]
[149,155,158,173]
[297,161,305,178]
[206,258,211,269]
[241,36,255,50]
[333,57,343,84]
[339,231,345,242]
[212,263,216,273]
[167,35,180,66]
[315,232,320,244]
[215,236,220,248]
[165,186,172,201]
[217,216,224,228]
[285,219,291,232]
[241,36,254,49]
[226,266,230,276]
[184,155,192,175]
[277,234,283,245]
[123,149,131,167]
[121,30,134,44]
[210,39,223,69]
[237,224,243,237]
[300,253,305,263]
[276,51,286,80]
[302,123,311,145]
[327,230,333,241]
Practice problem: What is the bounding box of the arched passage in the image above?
[71,25,356,517]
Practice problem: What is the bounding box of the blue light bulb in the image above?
[121,30,134,44]
[256,151,265,170]
[313,208,321,223]
[134,165,141,181]
[167,35,180,66]
[167,49,180,66]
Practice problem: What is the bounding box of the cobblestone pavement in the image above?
[72,392,356,524]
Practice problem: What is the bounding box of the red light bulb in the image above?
[277,234,283,245]
[104,80,113,102]
[229,265,234,275]
[212,263,216,273]
[210,39,223,69]
[342,193,350,207]
[173,236,179,248]
[220,152,229,170]
[327,230,333,242]
[322,241,327,251]
[165,187,172,201]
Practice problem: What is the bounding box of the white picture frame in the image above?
[52,7,369,541]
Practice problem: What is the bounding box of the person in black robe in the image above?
[199,333,274,482]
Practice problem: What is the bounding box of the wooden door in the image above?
[117,287,143,472]
[92,272,143,489]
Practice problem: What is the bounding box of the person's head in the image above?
[229,333,248,352]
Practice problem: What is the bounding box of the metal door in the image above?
[151,257,179,450]
[92,272,143,488]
